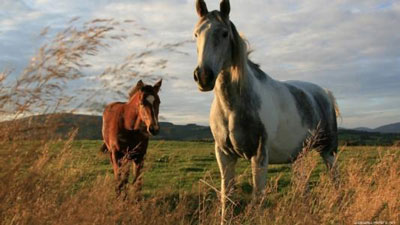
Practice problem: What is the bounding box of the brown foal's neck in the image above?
[124,93,142,131]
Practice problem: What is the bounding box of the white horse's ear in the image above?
[220,0,230,18]
[153,79,162,93]
[196,0,208,17]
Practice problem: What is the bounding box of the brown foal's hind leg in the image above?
[110,148,124,196]
[110,147,119,181]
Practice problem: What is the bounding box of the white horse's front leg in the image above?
[251,148,268,198]
[215,145,237,225]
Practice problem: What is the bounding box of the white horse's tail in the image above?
[325,89,341,119]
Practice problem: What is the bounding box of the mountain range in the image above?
[1,113,399,143]
[354,122,400,134]
[0,113,212,141]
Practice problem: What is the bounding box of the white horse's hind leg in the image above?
[215,146,237,225]
[251,151,268,198]
[321,151,336,169]
[321,151,339,182]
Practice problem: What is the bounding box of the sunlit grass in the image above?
[1,139,398,225]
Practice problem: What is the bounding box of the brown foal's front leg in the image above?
[117,156,131,192]
[132,161,143,185]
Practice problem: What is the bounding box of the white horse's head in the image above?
[193,0,246,91]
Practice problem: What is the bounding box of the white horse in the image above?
[193,0,340,223]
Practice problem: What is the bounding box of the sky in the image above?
[1,0,399,129]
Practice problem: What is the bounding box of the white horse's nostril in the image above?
[194,67,200,82]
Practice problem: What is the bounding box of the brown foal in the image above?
[101,79,162,192]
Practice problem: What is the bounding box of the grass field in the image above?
[1,139,399,225]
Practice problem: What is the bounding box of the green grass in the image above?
[1,140,399,225]
[20,140,396,197]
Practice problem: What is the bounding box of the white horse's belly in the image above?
[266,118,309,164]
[255,81,309,164]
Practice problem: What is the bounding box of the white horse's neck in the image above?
[214,61,256,111]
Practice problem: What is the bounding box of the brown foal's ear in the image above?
[136,80,144,88]
[129,80,145,97]
[196,0,208,17]
[220,0,230,18]
[153,79,162,93]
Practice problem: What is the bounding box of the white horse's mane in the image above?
[229,22,249,88]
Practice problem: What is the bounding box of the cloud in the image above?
[1,0,399,128]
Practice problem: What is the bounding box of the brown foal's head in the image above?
[130,79,162,136]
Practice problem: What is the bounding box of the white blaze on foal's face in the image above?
[146,95,158,125]
[146,95,155,105]
[141,94,159,136]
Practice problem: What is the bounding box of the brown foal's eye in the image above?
[194,33,198,38]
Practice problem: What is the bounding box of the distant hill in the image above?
[0,113,103,141]
[353,122,400,134]
[0,113,212,141]
[1,113,399,145]
[154,122,212,141]
[374,122,400,133]
[337,128,400,146]
[353,127,375,133]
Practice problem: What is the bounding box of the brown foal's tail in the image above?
[100,143,108,153]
